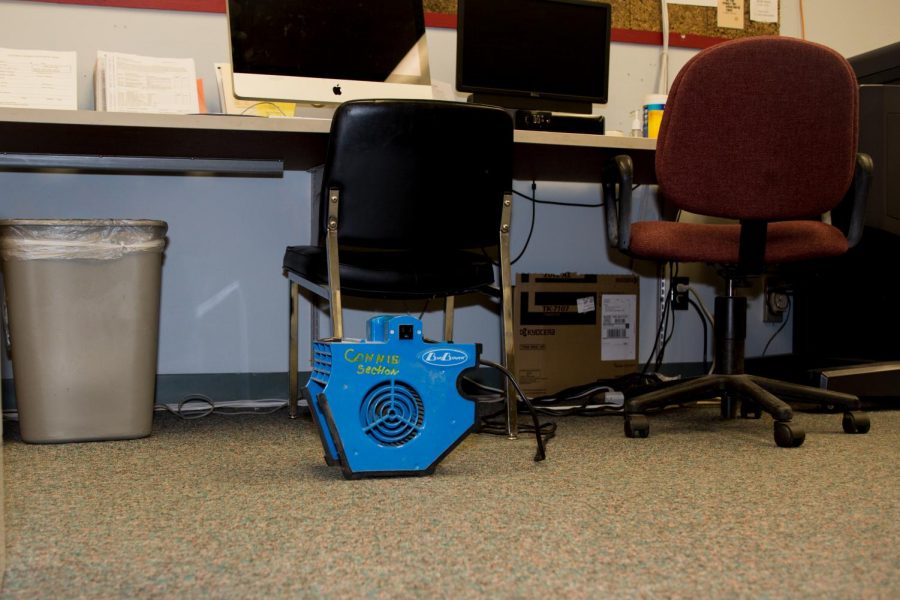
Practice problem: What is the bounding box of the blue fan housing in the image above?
[305,315,477,479]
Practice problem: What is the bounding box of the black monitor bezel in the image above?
[455,0,613,108]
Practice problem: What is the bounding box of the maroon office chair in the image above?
[602,36,873,447]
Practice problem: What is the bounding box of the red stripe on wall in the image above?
[424,12,457,29]
[24,3,727,49]
[25,0,225,13]
[611,28,727,49]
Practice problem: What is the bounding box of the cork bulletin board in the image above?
[423,0,780,49]
[27,0,779,49]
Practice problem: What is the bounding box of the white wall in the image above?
[0,170,311,375]
[3,0,885,382]
[780,0,900,57]
[0,1,228,112]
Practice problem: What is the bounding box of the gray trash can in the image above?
[0,219,168,443]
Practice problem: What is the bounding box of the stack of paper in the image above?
[95,50,201,114]
[0,47,77,110]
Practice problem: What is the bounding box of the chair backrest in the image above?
[317,99,514,250]
[655,36,858,221]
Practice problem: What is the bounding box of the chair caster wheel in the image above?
[624,414,650,438]
[774,420,805,448]
[842,411,870,434]
[740,403,762,419]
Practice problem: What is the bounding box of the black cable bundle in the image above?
[474,358,555,462]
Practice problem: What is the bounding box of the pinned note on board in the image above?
[717,0,745,29]
[750,0,779,23]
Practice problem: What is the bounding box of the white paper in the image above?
[750,0,778,23]
[0,47,77,110]
[96,50,198,114]
[576,296,596,314]
[601,294,636,362]
[94,56,105,112]
[718,0,746,29]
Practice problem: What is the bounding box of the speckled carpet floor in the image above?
[2,406,898,599]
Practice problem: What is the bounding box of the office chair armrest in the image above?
[841,153,873,248]
[601,154,634,252]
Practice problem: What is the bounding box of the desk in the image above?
[0,108,657,439]
[0,108,657,182]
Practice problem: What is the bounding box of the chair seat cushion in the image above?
[629,220,849,264]
[283,246,496,298]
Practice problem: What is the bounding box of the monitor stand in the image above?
[513,110,604,135]
[466,94,603,134]
[292,104,339,120]
[467,93,592,115]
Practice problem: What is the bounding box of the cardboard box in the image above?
[513,273,639,397]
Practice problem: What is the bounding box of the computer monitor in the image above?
[456,0,611,115]
[226,0,432,106]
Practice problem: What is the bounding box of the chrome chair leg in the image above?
[325,188,344,340]
[289,281,300,419]
[499,191,518,439]
[443,296,455,342]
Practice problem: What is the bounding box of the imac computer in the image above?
[226,0,433,107]
[456,0,611,119]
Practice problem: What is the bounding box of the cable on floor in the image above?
[476,358,553,462]
[156,395,288,420]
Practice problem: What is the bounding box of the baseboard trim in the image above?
[2,364,711,412]
[2,372,310,412]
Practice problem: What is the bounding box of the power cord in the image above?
[687,297,709,374]
[511,188,604,208]
[642,261,678,375]
[460,375,506,401]
[156,394,288,420]
[528,381,624,416]
[402,299,431,320]
[657,262,680,371]
[476,358,553,462]
[528,371,685,413]
[482,181,605,266]
[762,295,792,357]
[476,403,557,462]
[240,102,288,116]
[511,181,537,265]
[687,285,715,326]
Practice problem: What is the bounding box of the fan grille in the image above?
[359,380,424,446]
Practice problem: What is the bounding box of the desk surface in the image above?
[0,108,657,183]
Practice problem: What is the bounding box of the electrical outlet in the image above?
[763,277,789,323]
[671,276,689,310]
[765,291,789,322]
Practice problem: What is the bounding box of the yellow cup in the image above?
[643,94,667,139]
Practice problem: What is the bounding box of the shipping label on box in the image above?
[513,273,639,397]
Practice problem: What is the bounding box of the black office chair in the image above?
[283,99,519,435]
[602,37,873,447]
